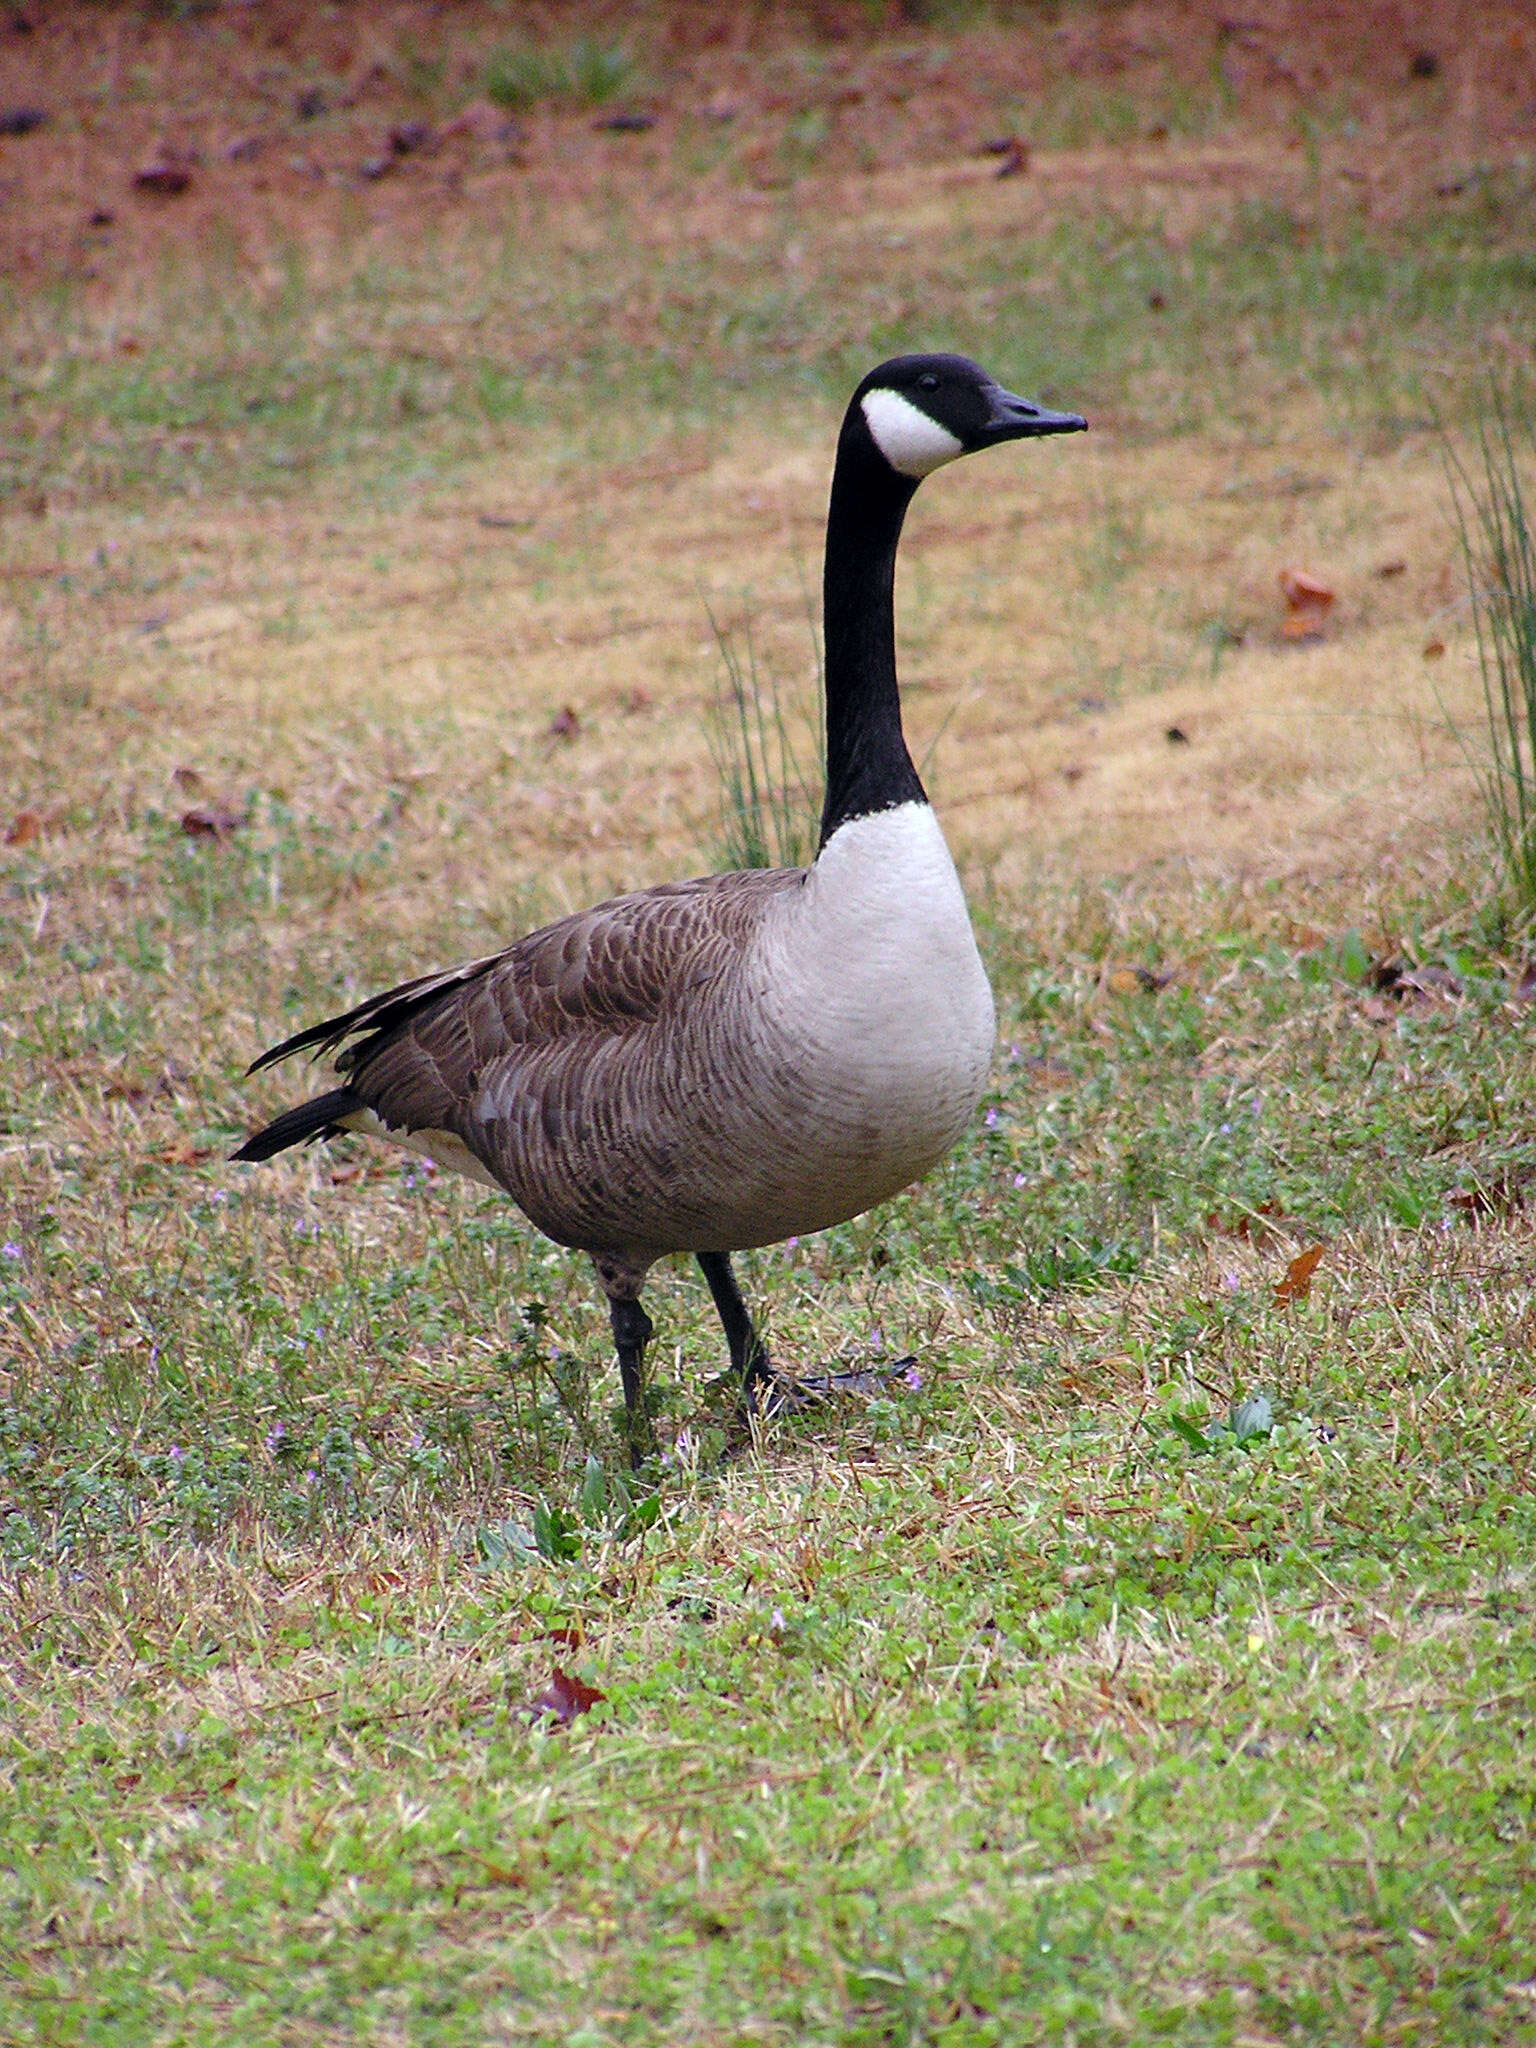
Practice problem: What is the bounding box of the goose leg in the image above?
[607,1293,656,1467]
[697,1252,773,1404]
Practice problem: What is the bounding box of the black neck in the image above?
[818,434,926,849]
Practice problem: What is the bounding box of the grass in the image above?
[4,167,1534,520]
[480,36,636,114]
[3,8,1536,2039]
[1453,385,1536,919]
[706,595,824,870]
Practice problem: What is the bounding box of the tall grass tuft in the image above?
[706,601,824,872]
[1453,386,1536,918]
[481,37,634,113]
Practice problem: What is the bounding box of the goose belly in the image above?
[723,801,995,1241]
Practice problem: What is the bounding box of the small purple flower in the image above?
[211,1189,227,1205]
[901,1364,923,1391]
[1219,1122,1233,1136]
[1,1241,20,1261]
[264,1423,286,1454]
[785,1236,800,1251]
[770,1607,786,1635]
[1007,1042,1022,1061]
[168,1444,183,1463]
[985,1107,1001,1129]
[1013,1172,1027,1188]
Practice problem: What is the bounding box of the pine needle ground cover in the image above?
[2,6,1534,2041]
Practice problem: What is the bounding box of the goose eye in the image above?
[919,373,940,392]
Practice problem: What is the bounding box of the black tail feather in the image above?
[245,954,501,1077]
[232,1087,362,1163]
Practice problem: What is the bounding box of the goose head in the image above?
[849,352,1087,482]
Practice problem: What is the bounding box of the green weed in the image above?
[480,36,634,114]
[705,599,824,871]
[1452,384,1536,919]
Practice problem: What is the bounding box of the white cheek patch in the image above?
[860,388,965,478]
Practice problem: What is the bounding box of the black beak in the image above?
[979,384,1088,443]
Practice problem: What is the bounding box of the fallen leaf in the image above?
[5,809,43,846]
[1104,963,1170,995]
[1208,1199,1285,1246]
[1375,559,1407,578]
[1279,567,1335,610]
[155,1139,213,1166]
[547,705,580,740]
[1450,1173,1533,1223]
[1278,566,1336,641]
[171,766,204,793]
[520,1667,606,1728]
[1422,636,1445,660]
[133,154,195,196]
[329,1161,362,1186]
[180,805,246,841]
[1274,1243,1325,1306]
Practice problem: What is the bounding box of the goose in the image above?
[234,353,1086,1459]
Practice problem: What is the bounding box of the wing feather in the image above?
[246,869,802,1200]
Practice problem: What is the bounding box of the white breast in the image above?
[740,801,995,1230]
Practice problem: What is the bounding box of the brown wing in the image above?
[262,868,800,1165]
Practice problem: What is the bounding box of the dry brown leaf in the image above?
[172,765,205,793]
[5,809,43,846]
[1422,637,1446,660]
[1103,963,1169,995]
[155,1139,213,1166]
[133,154,195,196]
[1278,566,1336,641]
[1450,1171,1535,1223]
[520,1667,606,1728]
[180,805,247,841]
[1274,1243,1325,1306]
[1208,1199,1285,1246]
